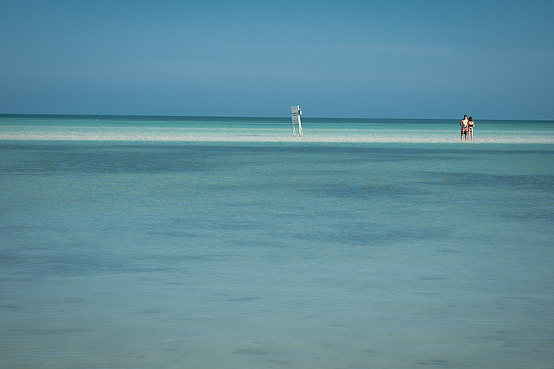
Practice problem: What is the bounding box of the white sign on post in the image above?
[291,105,303,137]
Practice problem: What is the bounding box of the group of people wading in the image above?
[460,115,475,141]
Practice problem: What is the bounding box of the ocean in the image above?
[1,115,553,368]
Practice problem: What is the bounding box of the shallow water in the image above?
[1,115,553,143]
[1,116,553,368]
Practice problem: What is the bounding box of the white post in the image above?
[298,108,303,137]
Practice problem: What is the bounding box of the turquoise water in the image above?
[1,115,553,143]
[1,116,553,368]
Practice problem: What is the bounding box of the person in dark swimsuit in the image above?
[468,117,475,141]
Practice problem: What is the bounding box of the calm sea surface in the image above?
[1,115,553,368]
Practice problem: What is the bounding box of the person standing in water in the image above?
[460,115,469,141]
[468,116,475,141]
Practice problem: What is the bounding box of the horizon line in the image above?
[1,113,553,122]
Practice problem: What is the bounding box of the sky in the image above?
[1,0,553,119]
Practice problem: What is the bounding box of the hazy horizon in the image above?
[1,1,553,120]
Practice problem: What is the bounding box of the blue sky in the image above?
[1,0,553,119]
